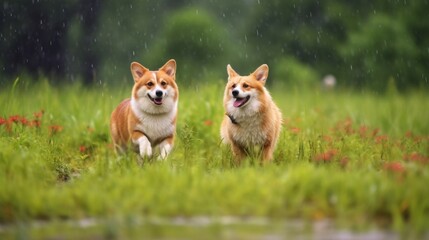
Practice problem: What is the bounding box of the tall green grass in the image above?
[0,79,429,236]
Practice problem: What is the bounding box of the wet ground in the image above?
[0,216,426,239]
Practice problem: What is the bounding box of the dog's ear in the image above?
[252,64,269,84]
[130,62,149,82]
[159,59,176,79]
[227,64,239,80]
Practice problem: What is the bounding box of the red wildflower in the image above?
[20,117,29,126]
[342,118,354,134]
[0,117,11,132]
[314,149,338,162]
[290,127,301,134]
[405,131,413,139]
[375,135,388,144]
[49,125,63,134]
[30,120,41,128]
[8,115,21,123]
[403,152,429,165]
[33,110,44,119]
[79,145,87,153]
[2,119,13,132]
[359,125,368,138]
[372,128,380,137]
[203,119,213,126]
[322,135,333,143]
[383,162,405,173]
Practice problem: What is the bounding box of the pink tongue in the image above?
[233,98,246,107]
[154,98,163,104]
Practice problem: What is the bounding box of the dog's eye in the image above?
[232,84,236,88]
[147,82,154,87]
[243,83,249,88]
[161,81,167,86]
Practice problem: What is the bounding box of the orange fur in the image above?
[220,64,282,162]
[110,59,178,159]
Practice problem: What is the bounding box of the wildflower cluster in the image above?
[0,110,64,136]
[0,110,44,132]
[282,117,429,174]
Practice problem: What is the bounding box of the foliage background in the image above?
[1,0,428,91]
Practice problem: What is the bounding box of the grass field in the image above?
[1,78,429,238]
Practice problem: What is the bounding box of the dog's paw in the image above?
[138,136,152,158]
[158,142,172,160]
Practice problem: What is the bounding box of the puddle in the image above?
[0,216,425,239]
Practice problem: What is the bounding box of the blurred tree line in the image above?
[1,0,428,91]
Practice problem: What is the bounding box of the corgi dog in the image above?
[220,64,282,162]
[110,59,178,159]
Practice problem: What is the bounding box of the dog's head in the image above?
[224,64,269,113]
[130,59,178,114]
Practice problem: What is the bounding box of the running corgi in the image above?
[110,59,178,159]
[220,64,282,162]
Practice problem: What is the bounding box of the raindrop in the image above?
[132,51,135,56]
[244,35,247,42]
[350,65,353,70]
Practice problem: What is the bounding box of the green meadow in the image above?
[1,79,429,238]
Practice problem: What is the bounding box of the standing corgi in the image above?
[110,59,178,159]
[220,64,282,162]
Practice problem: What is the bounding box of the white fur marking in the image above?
[136,136,152,157]
[158,141,172,160]
[152,72,157,82]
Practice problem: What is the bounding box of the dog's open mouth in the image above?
[148,94,163,105]
[233,95,250,108]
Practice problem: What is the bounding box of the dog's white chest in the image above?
[131,98,176,145]
[136,114,174,143]
[232,117,267,146]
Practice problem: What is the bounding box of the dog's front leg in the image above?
[262,141,274,162]
[132,132,152,158]
[158,136,174,160]
[231,141,246,161]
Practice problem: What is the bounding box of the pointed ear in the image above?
[159,59,176,79]
[227,64,239,80]
[252,64,269,84]
[130,62,149,82]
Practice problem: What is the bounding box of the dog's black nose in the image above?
[156,90,163,97]
[232,90,239,97]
